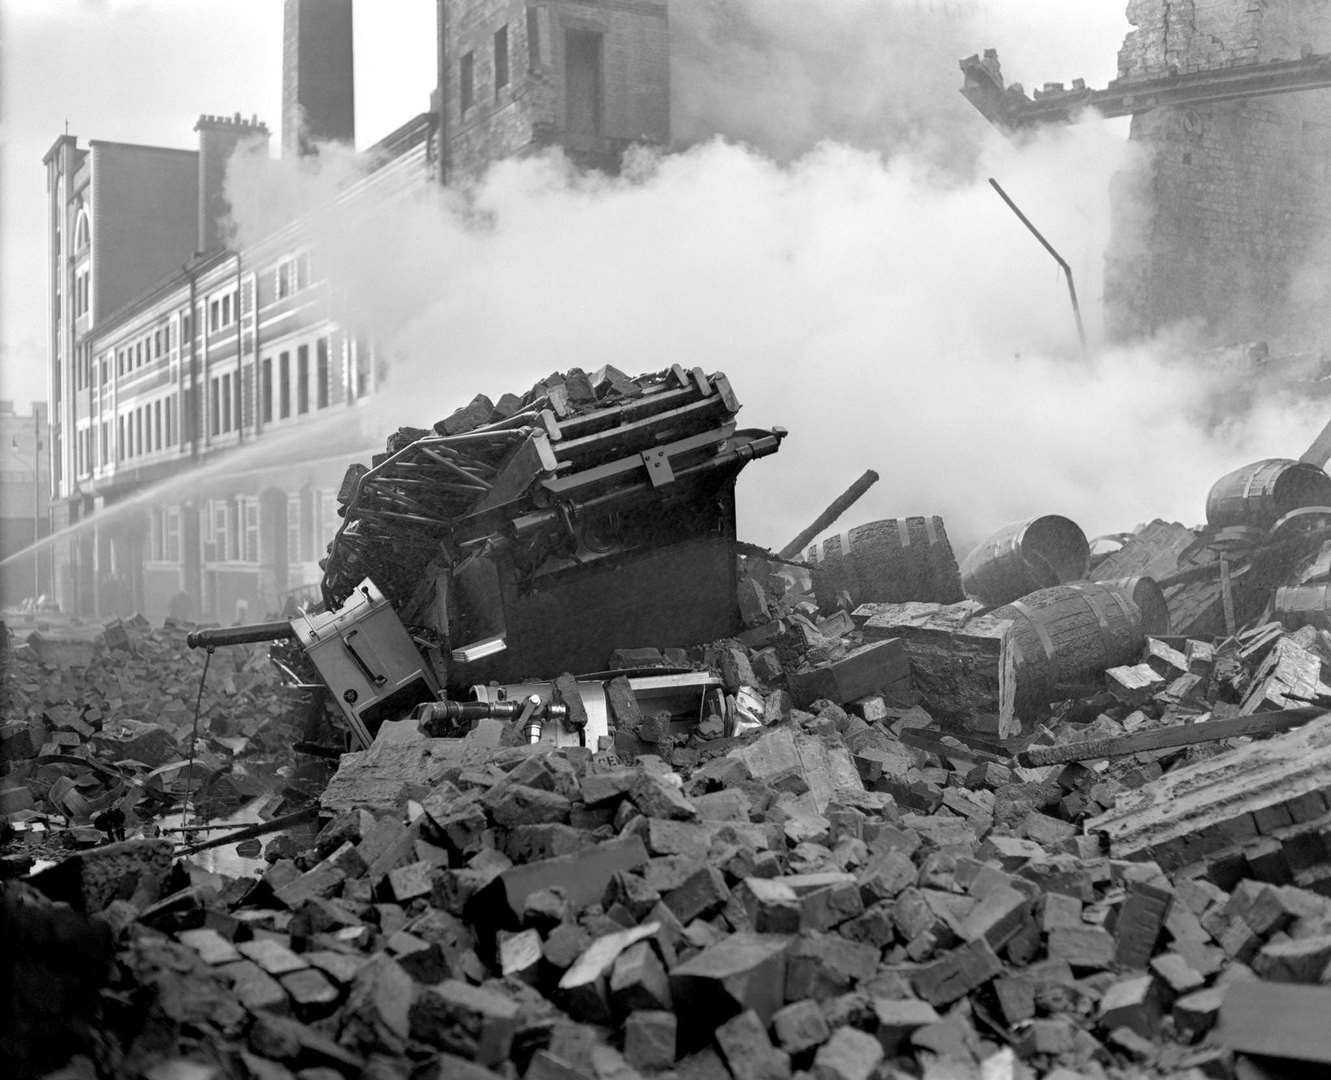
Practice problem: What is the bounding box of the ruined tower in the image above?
[1104,0,1331,343]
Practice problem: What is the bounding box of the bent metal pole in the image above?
[988,177,1088,358]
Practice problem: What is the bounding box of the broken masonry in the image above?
[10,369,1331,1078]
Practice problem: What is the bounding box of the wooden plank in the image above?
[1017,707,1324,767]
[896,729,1011,765]
[1241,637,1331,714]
[1217,979,1331,1064]
[1085,713,1331,861]
[1090,519,1198,583]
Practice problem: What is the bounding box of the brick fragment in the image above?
[1040,892,1082,932]
[1047,925,1116,970]
[1104,663,1166,705]
[498,928,543,985]
[624,1009,677,1072]
[236,938,308,976]
[771,999,831,1055]
[784,932,878,1002]
[1114,879,1173,970]
[912,938,1002,1006]
[694,789,751,823]
[670,932,791,1030]
[630,772,698,820]
[408,979,518,1065]
[177,927,241,965]
[871,998,939,1054]
[558,922,661,1024]
[955,885,1029,951]
[477,835,648,924]
[247,1013,363,1071]
[737,878,802,934]
[219,959,289,1013]
[784,872,863,931]
[543,923,593,973]
[810,1025,884,1080]
[524,1051,586,1080]
[1097,974,1159,1039]
[386,860,434,903]
[1253,933,1331,983]
[1149,953,1204,996]
[340,953,414,1056]
[484,783,571,827]
[610,940,672,1013]
[714,1009,792,1080]
[580,768,640,806]
[992,975,1035,1025]
[856,851,916,903]
[278,967,338,1018]
[664,865,730,923]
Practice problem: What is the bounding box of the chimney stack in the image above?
[283,0,356,158]
[195,113,271,254]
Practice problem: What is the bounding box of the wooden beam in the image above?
[1016,706,1324,767]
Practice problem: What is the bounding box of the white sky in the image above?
[0,0,1129,408]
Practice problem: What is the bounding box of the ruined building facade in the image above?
[40,0,671,620]
[439,0,670,178]
[1105,0,1331,342]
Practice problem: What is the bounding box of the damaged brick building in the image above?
[962,0,1331,345]
[40,0,672,621]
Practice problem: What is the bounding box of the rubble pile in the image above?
[0,617,316,867]
[10,601,1331,1080]
[10,370,1331,1079]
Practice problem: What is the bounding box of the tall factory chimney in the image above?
[282,0,356,157]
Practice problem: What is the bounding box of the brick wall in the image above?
[1106,0,1331,342]
[443,0,669,179]
[90,144,198,323]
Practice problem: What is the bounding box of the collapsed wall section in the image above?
[1106,0,1331,343]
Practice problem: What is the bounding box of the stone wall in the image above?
[1106,0,1331,342]
[443,0,669,180]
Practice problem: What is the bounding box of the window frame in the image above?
[494,25,510,97]
[461,50,476,113]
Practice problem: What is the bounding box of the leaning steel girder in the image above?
[960,49,1331,130]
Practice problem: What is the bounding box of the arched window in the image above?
[73,207,90,251]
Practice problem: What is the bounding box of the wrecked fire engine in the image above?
[9,365,1331,1080]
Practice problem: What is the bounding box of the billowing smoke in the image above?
[669,0,989,173]
[223,2,1329,557]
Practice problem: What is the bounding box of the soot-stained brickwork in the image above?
[1106,0,1331,343]
[441,0,670,179]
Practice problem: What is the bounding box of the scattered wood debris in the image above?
[9,386,1331,1080]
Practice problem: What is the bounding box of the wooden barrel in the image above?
[959,515,1089,607]
[1090,575,1170,635]
[1274,584,1331,631]
[1205,459,1331,529]
[992,580,1152,710]
[808,516,963,606]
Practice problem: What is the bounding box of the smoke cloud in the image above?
[669,0,989,173]
[223,2,1329,559]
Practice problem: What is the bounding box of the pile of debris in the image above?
[10,368,1331,1080]
[0,617,316,868]
[13,650,1331,1080]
